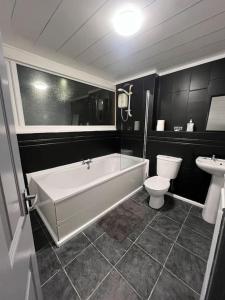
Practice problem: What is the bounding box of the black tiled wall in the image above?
[117,74,158,157]
[117,58,225,204]
[157,58,225,131]
[17,131,120,176]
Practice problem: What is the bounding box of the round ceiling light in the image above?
[113,4,143,36]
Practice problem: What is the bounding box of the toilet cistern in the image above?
[196,156,225,224]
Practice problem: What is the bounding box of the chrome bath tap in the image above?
[82,159,92,169]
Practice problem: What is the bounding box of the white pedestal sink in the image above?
[196,156,225,224]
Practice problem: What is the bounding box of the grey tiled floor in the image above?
[31,190,214,300]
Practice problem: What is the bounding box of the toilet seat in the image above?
[144,176,170,190]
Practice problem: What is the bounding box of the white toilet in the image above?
[144,155,182,209]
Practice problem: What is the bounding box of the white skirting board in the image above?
[166,192,204,208]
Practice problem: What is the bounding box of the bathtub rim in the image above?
[36,185,144,247]
[27,153,149,203]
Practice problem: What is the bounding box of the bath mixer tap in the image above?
[82,159,92,169]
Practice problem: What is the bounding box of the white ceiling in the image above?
[1,0,225,83]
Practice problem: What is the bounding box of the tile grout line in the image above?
[181,223,213,241]
[147,205,193,300]
[39,222,82,299]
[113,211,161,268]
[36,195,210,299]
[39,195,156,299]
[133,242,164,267]
[40,269,60,288]
[60,232,105,269]
[144,222,208,263]
[83,230,145,299]
[175,240,207,262]
[164,267,200,296]
[82,233,142,300]
[53,244,82,300]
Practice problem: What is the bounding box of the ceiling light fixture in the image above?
[113,4,143,37]
[33,81,48,91]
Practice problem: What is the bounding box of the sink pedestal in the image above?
[202,175,224,224]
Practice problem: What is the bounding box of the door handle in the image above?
[23,189,38,213]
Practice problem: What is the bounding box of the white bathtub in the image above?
[28,153,149,246]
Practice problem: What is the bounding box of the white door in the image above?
[0,34,42,300]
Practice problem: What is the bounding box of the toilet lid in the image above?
[145,176,170,190]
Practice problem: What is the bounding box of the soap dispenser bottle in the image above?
[187,119,194,132]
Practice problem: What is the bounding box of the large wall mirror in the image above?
[11,63,115,132]
[206,95,225,131]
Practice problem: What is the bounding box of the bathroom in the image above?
[0,1,225,300]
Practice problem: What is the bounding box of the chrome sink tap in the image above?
[212,155,216,161]
[82,158,92,169]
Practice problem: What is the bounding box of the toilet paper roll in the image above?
[156,120,165,131]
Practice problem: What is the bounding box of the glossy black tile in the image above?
[177,226,211,261]
[190,206,203,218]
[184,214,214,239]
[136,227,173,264]
[150,269,199,300]
[42,270,79,300]
[36,246,61,285]
[160,196,191,224]
[190,63,210,91]
[187,89,209,131]
[150,214,181,241]
[54,233,90,266]
[171,91,189,128]
[89,270,140,300]
[99,199,155,241]
[131,189,149,204]
[166,244,206,293]
[116,244,162,298]
[18,132,120,174]
[94,233,132,265]
[127,206,157,241]
[65,245,111,299]
[83,222,105,242]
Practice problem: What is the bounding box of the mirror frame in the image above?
[6,60,116,133]
[206,94,225,132]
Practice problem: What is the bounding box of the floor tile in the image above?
[33,227,50,253]
[94,233,132,265]
[36,246,61,285]
[150,269,199,300]
[184,214,214,239]
[136,227,173,264]
[160,196,191,224]
[116,244,162,298]
[89,269,141,300]
[65,245,112,299]
[54,233,90,266]
[99,200,156,241]
[177,226,212,261]
[131,189,149,206]
[128,206,157,241]
[83,222,105,242]
[190,206,203,218]
[42,270,79,300]
[166,244,206,293]
[150,214,181,241]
